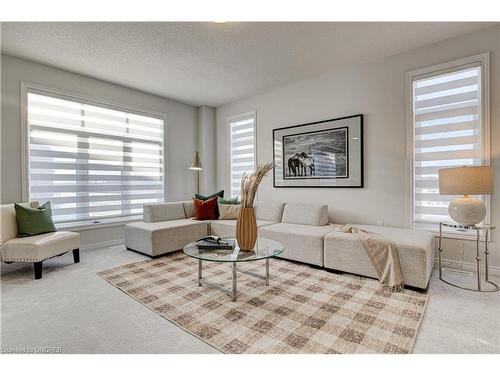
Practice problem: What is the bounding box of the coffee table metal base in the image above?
[197,258,270,302]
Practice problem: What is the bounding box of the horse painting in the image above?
[274,115,362,187]
[287,152,315,177]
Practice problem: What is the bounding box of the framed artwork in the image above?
[273,114,363,188]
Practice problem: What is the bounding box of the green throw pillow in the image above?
[195,190,224,201]
[15,201,56,237]
[218,197,239,205]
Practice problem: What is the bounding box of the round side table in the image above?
[438,222,498,292]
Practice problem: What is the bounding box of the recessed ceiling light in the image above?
[214,20,227,24]
[352,137,359,140]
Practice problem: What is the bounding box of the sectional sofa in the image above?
[125,200,435,289]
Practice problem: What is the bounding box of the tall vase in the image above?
[236,207,257,251]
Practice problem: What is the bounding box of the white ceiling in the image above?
[0,22,494,107]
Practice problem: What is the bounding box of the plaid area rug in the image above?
[97,252,428,354]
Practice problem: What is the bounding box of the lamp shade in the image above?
[189,151,203,171]
[438,166,493,195]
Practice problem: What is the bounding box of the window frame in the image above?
[227,111,257,198]
[405,53,490,238]
[20,81,168,229]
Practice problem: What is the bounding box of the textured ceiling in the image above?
[0,22,494,107]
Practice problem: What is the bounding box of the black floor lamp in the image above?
[189,151,203,195]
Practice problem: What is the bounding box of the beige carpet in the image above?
[97,252,428,354]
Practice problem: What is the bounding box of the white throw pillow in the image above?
[218,203,240,220]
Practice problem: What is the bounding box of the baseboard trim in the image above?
[77,240,500,277]
[80,239,124,251]
[434,257,500,277]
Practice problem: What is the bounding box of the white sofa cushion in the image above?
[218,204,240,220]
[143,202,186,223]
[258,223,333,266]
[210,219,275,238]
[281,203,329,226]
[181,200,195,218]
[254,201,285,222]
[125,218,208,257]
[323,225,435,289]
[0,231,80,262]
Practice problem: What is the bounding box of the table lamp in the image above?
[438,166,493,226]
[189,151,203,195]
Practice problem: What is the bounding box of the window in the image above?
[229,112,256,198]
[408,54,489,228]
[24,86,165,225]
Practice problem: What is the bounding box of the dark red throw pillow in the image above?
[193,197,218,220]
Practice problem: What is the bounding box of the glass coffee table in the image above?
[183,237,285,301]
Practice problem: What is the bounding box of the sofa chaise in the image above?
[324,225,434,289]
[125,201,208,257]
[125,200,434,289]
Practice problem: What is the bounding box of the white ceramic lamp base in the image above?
[448,195,486,226]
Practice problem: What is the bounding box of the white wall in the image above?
[197,106,217,195]
[1,54,199,248]
[217,26,500,267]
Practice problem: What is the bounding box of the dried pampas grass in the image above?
[240,162,274,208]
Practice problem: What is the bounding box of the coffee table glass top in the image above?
[183,237,284,262]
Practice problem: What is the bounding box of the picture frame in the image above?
[273,114,363,188]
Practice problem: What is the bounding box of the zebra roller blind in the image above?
[229,113,256,198]
[412,63,484,225]
[27,89,164,224]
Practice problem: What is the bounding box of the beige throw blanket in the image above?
[331,224,404,291]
